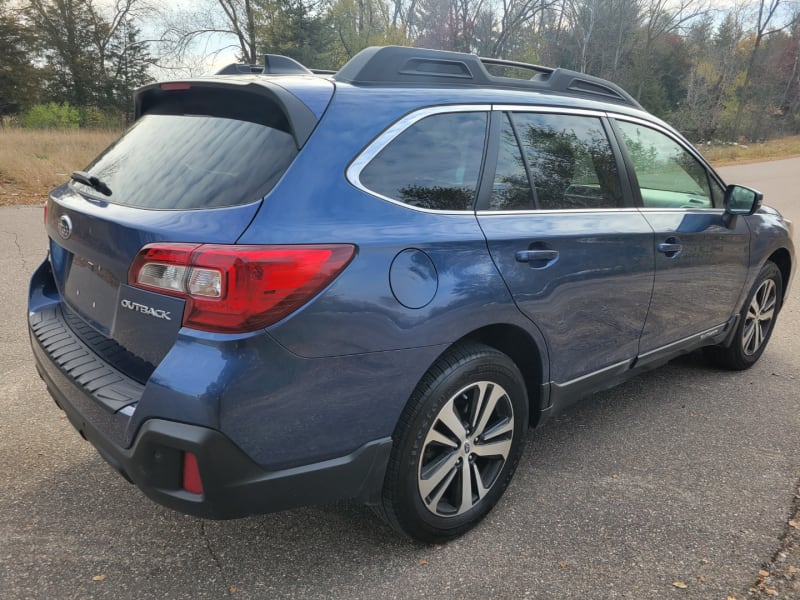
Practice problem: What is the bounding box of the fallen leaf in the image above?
[763,586,778,596]
[433,544,443,551]
[726,596,737,600]
[672,581,688,589]
[559,561,569,568]
[788,565,797,574]
[229,586,237,594]
[696,575,706,583]
[789,519,799,529]
[92,575,106,582]
[758,569,770,578]
[418,559,427,566]
[700,558,710,565]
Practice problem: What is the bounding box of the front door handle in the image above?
[515,249,559,263]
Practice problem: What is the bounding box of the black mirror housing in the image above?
[724,184,763,215]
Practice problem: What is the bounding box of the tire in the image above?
[379,342,528,543]
[707,261,783,370]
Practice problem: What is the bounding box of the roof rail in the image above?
[334,46,642,109]
[216,54,312,76]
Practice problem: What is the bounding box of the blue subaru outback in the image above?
[29,46,795,542]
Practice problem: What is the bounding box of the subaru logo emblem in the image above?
[58,215,73,240]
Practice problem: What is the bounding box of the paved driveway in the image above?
[0,159,797,599]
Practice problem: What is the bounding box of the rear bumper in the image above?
[32,333,391,517]
[29,259,392,518]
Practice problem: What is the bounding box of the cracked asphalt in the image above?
[0,159,798,599]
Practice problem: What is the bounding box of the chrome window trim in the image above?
[638,207,725,214]
[346,104,492,215]
[476,207,640,216]
[492,105,608,118]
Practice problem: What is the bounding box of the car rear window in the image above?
[77,110,297,210]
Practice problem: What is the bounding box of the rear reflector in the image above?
[182,451,203,495]
[129,243,356,333]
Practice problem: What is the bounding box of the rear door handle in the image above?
[515,249,559,263]
[657,237,683,258]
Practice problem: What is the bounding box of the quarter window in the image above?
[359,112,487,211]
[511,112,623,210]
[616,120,717,209]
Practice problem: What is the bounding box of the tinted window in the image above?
[616,120,713,209]
[490,114,533,210]
[79,113,297,209]
[360,112,487,211]
[512,113,623,210]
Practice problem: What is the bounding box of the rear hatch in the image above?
[46,77,333,382]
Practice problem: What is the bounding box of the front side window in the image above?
[616,120,716,209]
[511,112,623,210]
[359,111,487,211]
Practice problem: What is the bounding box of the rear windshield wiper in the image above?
[70,171,112,197]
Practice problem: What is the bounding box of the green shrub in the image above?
[81,107,125,130]
[21,103,81,129]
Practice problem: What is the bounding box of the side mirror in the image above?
[724,184,763,215]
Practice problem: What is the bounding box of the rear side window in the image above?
[511,112,623,210]
[78,109,297,210]
[359,112,487,211]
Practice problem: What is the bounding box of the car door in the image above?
[476,109,655,395]
[610,117,750,356]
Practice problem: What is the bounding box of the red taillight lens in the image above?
[128,243,356,333]
[182,451,203,495]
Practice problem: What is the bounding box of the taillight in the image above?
[129,243,356,333]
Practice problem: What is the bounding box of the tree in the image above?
[26,0,149,119]
[732,0,792,138]
[0,2,41,119]
[105,17,154,121]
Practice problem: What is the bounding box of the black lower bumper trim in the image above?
[32,321,392,519]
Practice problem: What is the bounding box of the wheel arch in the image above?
[455,324,549,428]
[767,248,792,304]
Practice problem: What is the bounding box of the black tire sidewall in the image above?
[728,261,783,368]
[385,346,528,542]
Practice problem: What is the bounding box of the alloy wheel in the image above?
[742,278,777,356]
[417,381,514,517]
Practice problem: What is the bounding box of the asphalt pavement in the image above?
[0,158,798,599]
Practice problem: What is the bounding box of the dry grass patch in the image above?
[0,128,119,206]
[699,135,800,166]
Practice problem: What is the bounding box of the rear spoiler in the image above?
[133,80,322,149]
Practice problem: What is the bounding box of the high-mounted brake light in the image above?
[128,243,356,333]
[160,82,192,91]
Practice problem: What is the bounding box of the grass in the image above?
[0,128,120,206]
[698,135,800,165]
[3,128,800,206]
